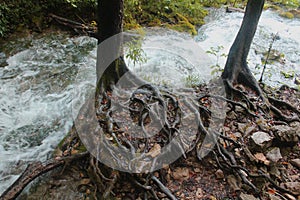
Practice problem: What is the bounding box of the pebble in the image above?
[266,147,282,163]
[215,169,224,179]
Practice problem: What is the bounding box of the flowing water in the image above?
[0,9,300,194]
[197,8,300,87]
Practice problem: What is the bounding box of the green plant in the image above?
[0,3,9,36]
[124,0,208,33]
[280,70,295,79]
[184,74,202,87]
[125,31,147,67]
[206,46,227,76]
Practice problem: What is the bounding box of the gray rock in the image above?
[250,131,273,148]
[272,125,299,143]
[291,159,300,169]
[266,147,282,162]
[295,75,300,85]
[0,52,8,68]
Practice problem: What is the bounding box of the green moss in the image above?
[172,13,197,35]
[265,4,282,10]
[146,18,162,27]
[279,11,294,19]
[124,0,208,34]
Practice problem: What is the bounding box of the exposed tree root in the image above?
[0,152,89,200]
[2,80,299,199]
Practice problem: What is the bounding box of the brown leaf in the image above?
[146,144,161,158]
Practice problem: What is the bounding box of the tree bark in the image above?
[96,0,128,90]
[222,0,265,94]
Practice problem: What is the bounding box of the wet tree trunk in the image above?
[96,0,128,91]
[222,0,265,94]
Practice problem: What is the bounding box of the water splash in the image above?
[0,34,97,193]
[196,8,300,87]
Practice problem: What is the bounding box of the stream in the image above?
[0,8,299,194]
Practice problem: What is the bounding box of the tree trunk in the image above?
[222,0,265,94]
[96,0,128,91]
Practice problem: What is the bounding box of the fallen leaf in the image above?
[172,167,190,181]
[146,144,161,158]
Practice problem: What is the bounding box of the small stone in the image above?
[194,168,201,173]
[266,148,282,163]
[291,159,300,169]
[250,131,273,148]
[0,52,7,68]
[295,76,300,85]
[240,193,259,200]
[215,169,224,179]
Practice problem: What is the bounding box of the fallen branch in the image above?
[49,13,98,38]
[226,6,245,13]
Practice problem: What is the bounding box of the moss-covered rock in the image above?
[289,9,300,18]
[279,11,295,19]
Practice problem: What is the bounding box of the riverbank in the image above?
[0,0,299,39]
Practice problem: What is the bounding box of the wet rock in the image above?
[280,11,294,19]
[266,147,282,163]
[290,159,300,169]
[289,9,300,18]
[0,52,8,68]
[295,75,300,85]
[272,125,299,143]
[250,131,273,149]
[240,193,259,200]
